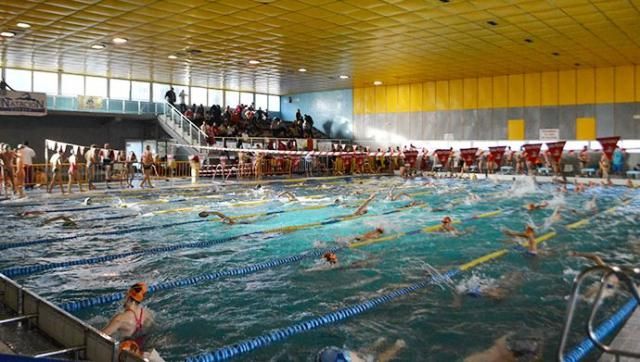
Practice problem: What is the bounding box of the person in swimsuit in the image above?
[198,211,241,224]
[438,216,457,233]
[47,149,65,194]
[353,193,376,216]
[353,227,384,242]
[316,339,406,362]
[525,201,548,211]
[322,252,338,265]
[503,225,537,255]
[67,149,84,193]
[101,143,114,189]
[85,145,98,190]
[102,283,154,358]
[569,251,620,302]
[42,215,78,228]
[126,151,137,188]
[140,146,154,188]
[278,191,298,202]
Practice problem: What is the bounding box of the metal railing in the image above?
[558,265,640,362]
[47,95,164,115]
[158,102,208,147]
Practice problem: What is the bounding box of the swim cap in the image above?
[376,227,384,233]
[127,282,147,303]
[119,339,142,360]
[316,347,351,362]
[442,216,452,223]
[525,225,535,232]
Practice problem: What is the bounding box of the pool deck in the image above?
[599,308,640,361]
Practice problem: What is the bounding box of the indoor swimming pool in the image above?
[1,177,639,361]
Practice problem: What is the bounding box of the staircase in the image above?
[157,102,207,156]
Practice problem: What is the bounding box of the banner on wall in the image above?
[597,136,620,160]
[539,128,559,141]
[489,146,507,164]
[522,143,542,163]
[0,90,47,116]
[460,148,479,166]
[546,141,566,163]
[77,95,104,110]
[403,149,419,167]
[434,149,451,166]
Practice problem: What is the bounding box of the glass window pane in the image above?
[61,74,84,96]
[240,92,253,106]
[255,94,268,110]
[33,71,58,95]
[131,81,150,101]
[5,69,32,92]
[152,83,170,103]
[268,95,280,112]
[208,89,222,106]
[225,90,239,108]
[85,76,107,97]
[110,78,130,100]
[191,87,207,106]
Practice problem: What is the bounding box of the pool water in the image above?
[1,177,639,361]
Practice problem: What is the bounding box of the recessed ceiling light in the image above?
[487,20,498,26]
[112,37,127,44]
[552,52,560,56]
[439,0,450,2]
[16,23,30,29]
[373,81,383,86]
[524,38,533,43]
[248,60,260,64]
[168,54,177,59]
[298,68,307,72]
[339,75,349,79]
[0,31,16,37]
[574,63,581,67]
[91,43,105,50]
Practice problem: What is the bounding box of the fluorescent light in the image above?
[248,60,260,64]
[0,31,16,37]
[339,75,349,79]
[112,37,127,44]
[373,80,383,86]
[298,68,307,72]
[91,44,105,49]
[168,55,177,59]
[16,23,31,29]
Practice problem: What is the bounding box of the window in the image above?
[85,76,107,97]
[225,90,239,108]
[61,74,85,96]
[5,68,32,92]
[174,85,189,105]
[110,79,130,100]
[208,89,222,106]
[131,81,150,101]
[152,83,170,103]
[32,71,58,95]
[268,95,280,112]
[190,87,207,106]
[255,94,268,110]
[240,92,253,106]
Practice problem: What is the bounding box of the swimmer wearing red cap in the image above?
[103,282,154,356]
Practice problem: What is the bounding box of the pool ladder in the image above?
[558,265,640,362]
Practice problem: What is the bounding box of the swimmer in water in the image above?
[277,191,298,202]
[82,197,92,206]
[626,179,635,188]
[464,333,542,362]
[569,251,620,302]
[18,210,46,218]
[503,225,537,255]
[322,252,338,265]
[353,193,376,216]
[458,272,524,304]
[525,201,548,211]
[353,227,384,242]
[316,339,406,362]
[198,211,236,224]
[437,216,457,233]
[42,215,77,228]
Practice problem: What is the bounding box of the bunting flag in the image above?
[522,143,542,164]
[403,150,419,167]
[546,141,566,163]
[460,148,479,166]
[597,136,620,160]
[434,149,452,166]
[46,140,57,151]
[489,146,507,164]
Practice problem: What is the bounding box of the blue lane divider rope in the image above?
[185,270,460,362]
[563,298,637,362]
[38,205,110,213]
[59,246,343,313]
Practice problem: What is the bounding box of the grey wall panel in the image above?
[423,112,436,139]
[614,103,638,138]
[540,107,559,136]
[476,110,493,140]
[558,106,577,140]
[524,107,541,140]
[448,110,463,139]
[462,110,478,139]
[491,108,507,140]
[433,111,448,139]
[575,104,595,118]
[409,112,424,140]
[595,104,614,137]
[506,107,524,120]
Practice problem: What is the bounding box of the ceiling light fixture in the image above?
[298,68,307,72]
[0,31,16,37]
[373,81,383,86]
[91,43,106,49]
[524,38,533,43]
[112,37,127,44]
[168,54,177,59]
[574,63,581,67]
[248,60,260,64]
[16,22,31,29]
[487,20,498,26]
[339,75,349,79]
[552,52,560,56]
[439,0,450,3]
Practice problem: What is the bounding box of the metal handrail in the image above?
[558,265,640,362]
[161,102,208,147]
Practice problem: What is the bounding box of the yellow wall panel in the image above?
[375,86,386,114]
[397,84,411,112]
[436,80,449,110]
[576,117,596,140]
[492,75,508,108]
[595,67,614,103]
[463,78,478,109]
[541,71,559,106]
[636,65,640,102]
[558,70,576,105]
[449,79,464,110]
[507,119,525,140]
[353,87,364,115]
[508,74,524,107]
[478,77,493,109]
[386,85,398,113]
[410,83,422,112]
[364,87,376,114]
[576,68,595,104]
[524,73,541,107]
[423,81,436,111]
[615,65,635,102]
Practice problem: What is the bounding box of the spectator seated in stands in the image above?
[184,107,194,120]
[303,114,314,137]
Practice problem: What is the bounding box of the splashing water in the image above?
[509,176,537,196]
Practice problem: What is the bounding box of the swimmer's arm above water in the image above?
[569,251,607,267]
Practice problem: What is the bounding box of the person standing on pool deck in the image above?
[67,148,84,193]
[101,143,114,189]
[140,145,154,188]
[85,144,98,190]
[102,283,154,355]
[503,225,537,255]
[47,148,65,194]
